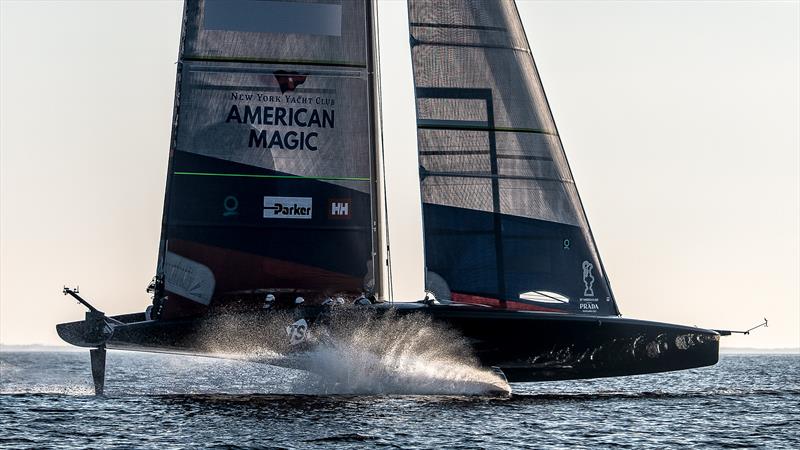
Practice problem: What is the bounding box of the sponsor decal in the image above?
[225,103,331,152]
[223,195,239,217]
[328,198,351,219]
[263,196,312,219]
[286,319,309,345]
[579,260,599,313]
[582,260,595,297]
[274,70,307,94]
[223,70,336,152]
[163,252,216,305]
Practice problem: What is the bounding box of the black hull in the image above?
[57,304,719,382]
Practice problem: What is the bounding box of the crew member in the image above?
[263,293,276,310]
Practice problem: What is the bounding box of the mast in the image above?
[374,0,427,302]
[368,0,391,301]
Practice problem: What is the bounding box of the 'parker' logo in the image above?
[582,260,595,297]
[263,196,312,219]
[328,198,351,219]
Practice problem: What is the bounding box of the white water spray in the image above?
[198,309,510,395]
[292,311,511,395]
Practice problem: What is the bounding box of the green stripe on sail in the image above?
[174,171,370,182]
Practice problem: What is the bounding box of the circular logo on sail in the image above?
[223,195,239,217]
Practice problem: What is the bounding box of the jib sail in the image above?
[156,0,380,318]
[408,0,619,315]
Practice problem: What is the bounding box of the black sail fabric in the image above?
[409,0,619,315]
[156,0,378,318]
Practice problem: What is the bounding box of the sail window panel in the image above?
[499,178,581,226]
[418,131,574,183]
[412,45,557,133]
[493,132,572,180]
[418,129,493,174]
[497,157,567,183]
[411,25,525,51]
[409,0,528,50]
[183,0,367,67]
[409,0,527,41]
[416,97,488,125]
[493,132,567,163]
[175,63,372,187]
[420,153,493,175]
[411,0,513,27]
[421,176,495,214]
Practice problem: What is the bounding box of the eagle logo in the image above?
[274,70,308,93]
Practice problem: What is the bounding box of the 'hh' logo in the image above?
[328,198,352,219]
[263,196,312,219]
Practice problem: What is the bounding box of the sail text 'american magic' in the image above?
[225,104,335,152]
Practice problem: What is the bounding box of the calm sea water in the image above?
[1,350,798,449]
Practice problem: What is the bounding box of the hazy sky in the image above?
[1,1,798,349]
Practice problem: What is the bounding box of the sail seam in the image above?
[183,55,367,69]
[419,151,553,161]
[421,171,573,183]
[418,122,558,136]
[174,171,370,182]
[409,22,508,32]
[411,39,529,53]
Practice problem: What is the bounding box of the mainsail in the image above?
[408,0,619,315]
[156,0,381,318]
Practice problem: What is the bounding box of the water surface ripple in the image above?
[1,351,798,449]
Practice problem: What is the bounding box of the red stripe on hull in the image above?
[451,292,566,313]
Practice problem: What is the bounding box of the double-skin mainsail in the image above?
[155,0,384,319]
